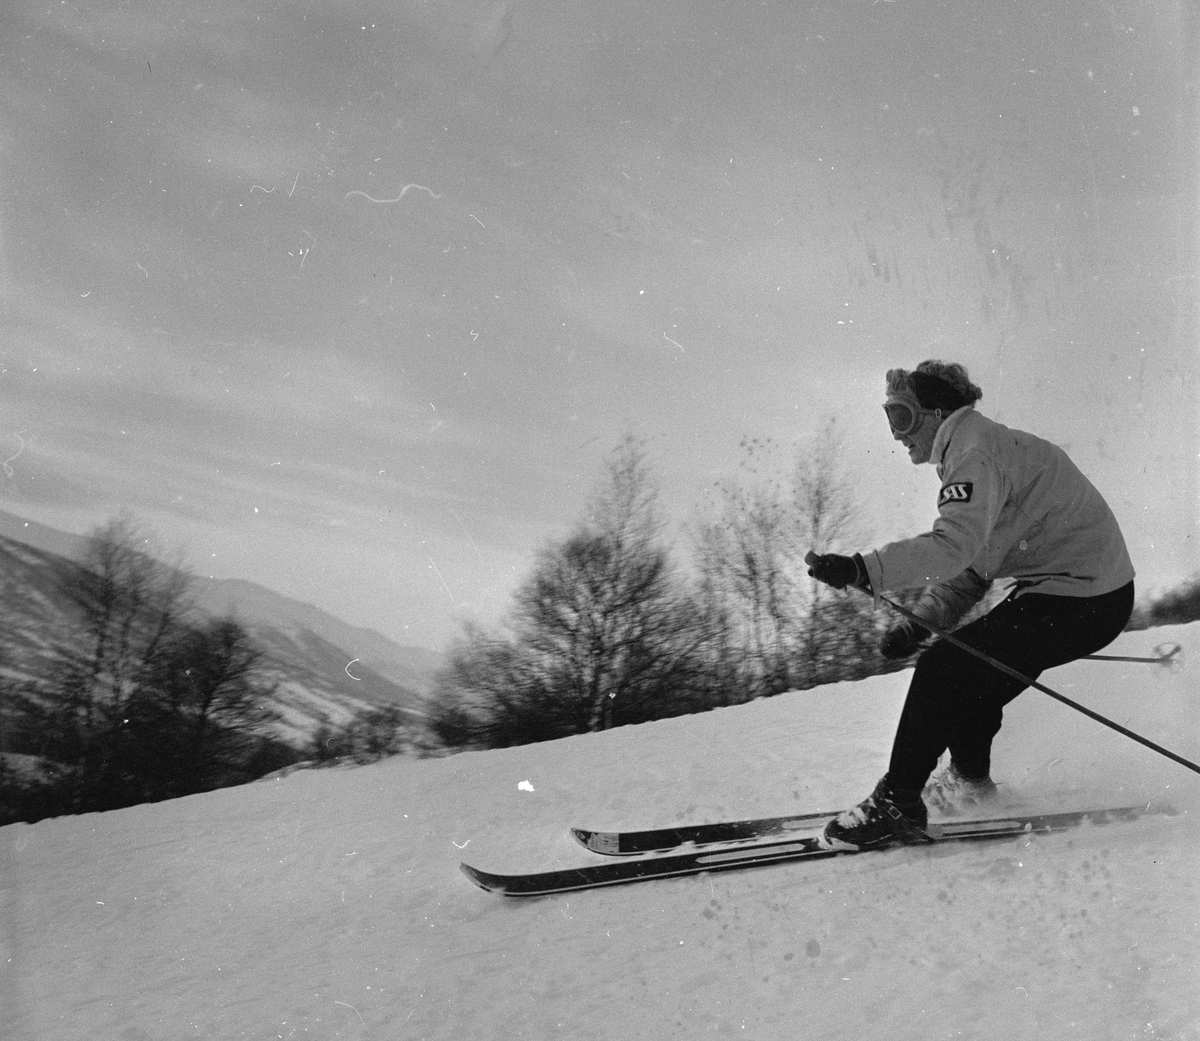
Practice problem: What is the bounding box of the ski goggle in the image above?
[882,393,935,436]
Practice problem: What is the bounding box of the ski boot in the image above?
[922,760,999,817]
[818,778,933,851]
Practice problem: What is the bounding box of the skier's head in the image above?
[883,361,981,464]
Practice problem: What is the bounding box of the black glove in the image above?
[879,620,930,660]
[804,551,870,592]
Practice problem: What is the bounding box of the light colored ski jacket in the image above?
[860,406,1135,631]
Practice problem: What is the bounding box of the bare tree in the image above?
[516,527,699,732]
[791,416,880,685]
[429,623,563,747]
[8,516,286,816]
[41,515,195,807]
[695,418,881,696]
[431,436,711,747]
[308,703,416,765]
[694,437,807,696]
[134,616,280,792]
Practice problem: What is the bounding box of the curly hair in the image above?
[886,360,983,408]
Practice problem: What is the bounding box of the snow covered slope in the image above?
[3,626,1198,1040]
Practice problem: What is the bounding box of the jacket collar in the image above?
[930,406,975,467]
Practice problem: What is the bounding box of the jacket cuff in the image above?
[860,551,883,607]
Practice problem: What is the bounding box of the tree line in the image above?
[0,518,286,822]
[7,427,1186,821]
[0,517,415,825]
[428,425,900,750]
[2,423,880,821]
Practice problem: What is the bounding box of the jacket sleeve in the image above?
[910,567,992,632]
[861,447,1010,595]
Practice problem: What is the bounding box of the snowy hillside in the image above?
[0,520,439,748]
[186,576,444,702]
[3,625,1198,1040]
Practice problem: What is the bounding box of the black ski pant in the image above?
[884,581,1135,794]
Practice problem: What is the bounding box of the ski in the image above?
[461,806,1149,897]
[572,808,839,856]
[574,789,1033,856]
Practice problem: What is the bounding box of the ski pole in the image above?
[876,593,1200,779]
[1083,643,1182,668]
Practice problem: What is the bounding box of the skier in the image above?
[805,360,1135,851]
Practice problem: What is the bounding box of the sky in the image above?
[0,0,1196,651]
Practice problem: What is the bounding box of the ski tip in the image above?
[569,827,619,854]
[459,862,508,894]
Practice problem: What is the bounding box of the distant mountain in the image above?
[188,575,443,699]
[0,510,443,746]
[0,510,90,560]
